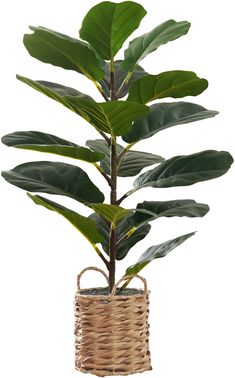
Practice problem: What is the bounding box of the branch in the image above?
[93,163,112,186]
[117,142,136,164]
[116,226,137,247]
[93,81,110,102]
[116,188,137,205]
[92,244,109,269]
[99,131,111,145]
[116,69,134,97]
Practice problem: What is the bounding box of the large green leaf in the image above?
[99,60,147,99]
[128,200,209,226]
[90,204,131,223]
[79,1,146,60]
[127,71,208,104]
[126,232,195,275]
[2,131,104,163]
[28,194,103,244]
[123,102,219,143]
[1,161,104,204]
[121,19,190,72]
[16,75,93,113]
[17,75,148,136]
[87,139,164,177]
[23,26,105,81]
[67,98,149,136]
[134,150,233,189]
[34,81,94,100]
[89,213,151,260]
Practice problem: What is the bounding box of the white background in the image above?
[0,0,235,377]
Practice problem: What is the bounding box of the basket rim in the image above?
[76,286,151,299]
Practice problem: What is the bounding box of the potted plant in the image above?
[1,1,233,376]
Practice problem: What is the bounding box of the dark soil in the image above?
[79,287,144,296]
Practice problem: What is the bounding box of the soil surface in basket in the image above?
[80,287,144,296]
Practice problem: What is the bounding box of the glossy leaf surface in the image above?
[67,99,149,136]
[28,194,103,244]
[24,26,105,80]
[122,19,190,72]
[126,232,195,275]
[134,150,234,189]
[127,71,208,104]
[123,102,219,143]
[2,131,104,162]
[1,161,104,204]
[87,139,164,176]
[89,213,151,260]
[16,75,93,113]
[17,76,148,136]
[80,1,146,60]
[90,204,131,223]
[128,200,209,226]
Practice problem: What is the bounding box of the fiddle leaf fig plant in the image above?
[2,1,233,293]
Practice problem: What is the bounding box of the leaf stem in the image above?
[93,81,110,102]
[117,142,136,165]
[116,226,137,247]
[99,131,111,145]
[116,69,134,96]
[93,163,112,186]
[92,243,109,268]
[116,188,137,205]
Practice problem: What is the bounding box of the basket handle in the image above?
[111,274,148,296]
[77,266,109,292]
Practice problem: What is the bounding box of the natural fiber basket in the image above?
[74,267,152,377]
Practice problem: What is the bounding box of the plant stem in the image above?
[116,226,137,247]
[93,163,112,186]
[117,142,136,167]
[92,244,109,269]
[109,136,117,292]
[99,131,111,145]
[116,188,137,205]
[93,80,110,102]
[109,59,117,292]
[116,69,134,96]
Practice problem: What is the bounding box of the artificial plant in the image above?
[2,1,233,293]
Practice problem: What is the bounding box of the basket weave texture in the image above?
[74,267,152,377]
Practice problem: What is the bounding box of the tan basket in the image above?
[74,267,152,377]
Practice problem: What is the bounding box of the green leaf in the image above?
[99,60,148,99]
[121,19,190,72]
[128,200,209,226]
[67,99,149,136]
[2,131,104,163]
[79,1,146,60]
[87,139,164,177]
[89,213,151,260]
[126,232,195,275]
[17,75,148,136]
[16,75,93,113]
[122,102,219,143]
[1,161,104,204]
[127,71,208,104]
[28,193,103,244]
[90,204,131,223]
[134,150,233,189]
[35,81,94,100]
[24,26,105,81]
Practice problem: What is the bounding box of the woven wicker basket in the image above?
[74,267,152,377]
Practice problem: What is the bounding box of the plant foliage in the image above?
[2,1,233,292]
